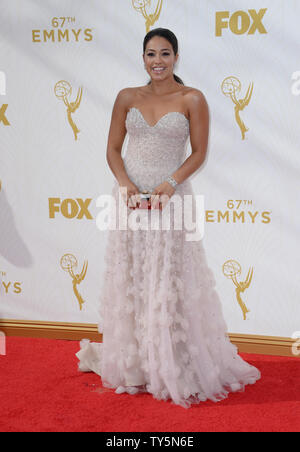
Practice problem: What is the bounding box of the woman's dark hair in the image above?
[143,28,184,85]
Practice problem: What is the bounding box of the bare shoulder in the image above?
[184,87,208,111]
[113,87,137,109]
[116,88,136,106]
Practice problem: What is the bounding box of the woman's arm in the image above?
[106,88,141,208]
[106,88,132,186]
[171,89,209,184]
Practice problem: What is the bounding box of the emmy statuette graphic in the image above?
[60,253,88,311]
[221,76,253,140]
[54,81,83,141]
[132,0,163,33]
[223,259,254,320]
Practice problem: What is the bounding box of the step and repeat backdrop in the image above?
[0,0,299,339]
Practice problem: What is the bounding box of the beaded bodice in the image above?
[123,107,190,193]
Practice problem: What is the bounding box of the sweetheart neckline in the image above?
[128,106,189,128]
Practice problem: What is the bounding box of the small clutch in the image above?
[132,190,162,210]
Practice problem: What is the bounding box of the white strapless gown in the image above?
[76,106,261,408]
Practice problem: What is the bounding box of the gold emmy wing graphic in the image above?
[221,76,253,140]
[223,259,254,320]
[54,81,83,141]
[132,0,163,33]
[60,253,88,311]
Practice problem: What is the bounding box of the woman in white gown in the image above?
[76,28,261,409]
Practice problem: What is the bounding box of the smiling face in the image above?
[143,36,178,81]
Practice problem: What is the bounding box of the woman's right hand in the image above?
[118,179,141,209]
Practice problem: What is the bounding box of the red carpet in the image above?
[0,336,299,432]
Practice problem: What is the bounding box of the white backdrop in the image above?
[0,0,299,338]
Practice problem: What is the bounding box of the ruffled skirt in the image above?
[76,180,261,408]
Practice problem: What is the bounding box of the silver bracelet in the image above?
[166,176,178,188]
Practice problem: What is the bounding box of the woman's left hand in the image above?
[150,181,176,210]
